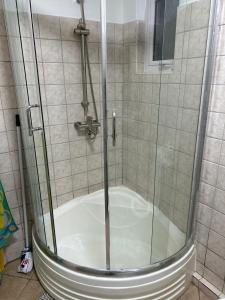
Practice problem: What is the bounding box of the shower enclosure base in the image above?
[33,187,195,300]
[33,236,195,300]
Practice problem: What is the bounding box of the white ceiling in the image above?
[30,0,191,24]
[31,0,130,23]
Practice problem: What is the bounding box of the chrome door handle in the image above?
[26,104,43,136]
[112,112,117,147]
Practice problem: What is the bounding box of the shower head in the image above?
[77,0,84,3]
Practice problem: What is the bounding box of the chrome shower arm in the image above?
[77,0,86,25]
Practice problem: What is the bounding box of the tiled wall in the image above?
[0,1,25,263]
[123,0,211,234]
[196,1,225,292]
[29,15,123,210]
[122,20,160,201]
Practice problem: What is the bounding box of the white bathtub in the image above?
[33,186,195,300]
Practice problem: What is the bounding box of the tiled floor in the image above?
[0,259,44,300]
[0,259,214,300]
[178,283,213,300]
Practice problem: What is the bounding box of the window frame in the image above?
[144,0,175,73]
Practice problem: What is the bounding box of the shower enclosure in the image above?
[3,0,218,299]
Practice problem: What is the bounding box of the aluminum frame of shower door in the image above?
[101,0,111,270]
[27,0,58,255]
[186,0,221,241]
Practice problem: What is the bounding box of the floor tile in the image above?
[179,284,199,300]
[199,282,218,300]
[31,269,39,281]
[200,291,213,300]
[0,275,28,300]
[17,279,45,300]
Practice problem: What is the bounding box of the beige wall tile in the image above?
[60,17,80,42]
[208,230,225,259]
[41,39,62,63]
[38,15,61,40]
[64,63,82,84]
[44,84,66,105]
[205,250,225,279]
[43,63,64,85]
[62,41,81,63]
[48,105,67,125]
[50,124,69,144]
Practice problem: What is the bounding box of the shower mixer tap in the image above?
[74,19,89,35]
[75,116,101,140]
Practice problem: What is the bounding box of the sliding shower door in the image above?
[104,0,159,269]
[150,0,212,263]
[104,0,212,270]
[3,0,56,253]
[20,0,106,268]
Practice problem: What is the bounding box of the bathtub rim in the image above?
[33,228,194,278]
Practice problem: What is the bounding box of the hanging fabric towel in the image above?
[0,180,18,281]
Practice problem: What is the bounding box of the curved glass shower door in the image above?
[105,0,158,268]
[3,0,214,273]
[106,0,212,270]
[3,0,57,253]
[151,0,212,264]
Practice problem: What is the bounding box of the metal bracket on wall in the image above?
[26,104,43,136]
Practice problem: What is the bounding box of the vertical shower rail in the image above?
[100,0,110,269]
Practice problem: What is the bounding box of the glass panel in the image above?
[3,0,48,246]
[17,0,56,253]
[105,4,125,270]
[106,0,160,270]
[151,0,211,264]
[27,0,106,269]
[106,0,211,270]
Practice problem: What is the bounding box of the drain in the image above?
[37,292,54,300]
